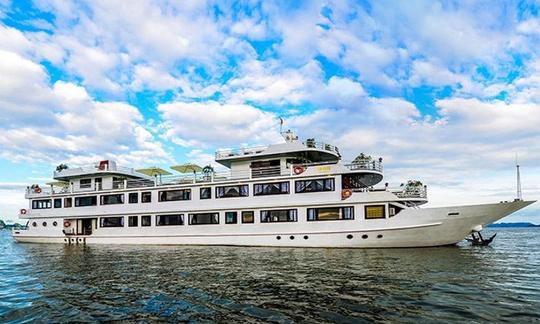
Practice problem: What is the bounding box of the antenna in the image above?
[516,153,523,201]
[279,117,284,135]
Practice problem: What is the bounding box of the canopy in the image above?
[136,167,172,177]
[171,163,203,174]
[46,181,69,187]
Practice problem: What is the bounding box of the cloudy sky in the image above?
[0,0,539,223]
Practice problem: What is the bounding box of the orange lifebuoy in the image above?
[20,209,27,215]
[35,187,42,193]
[64,221,71,228]
[293,166,305,175]
[341,189,353,200]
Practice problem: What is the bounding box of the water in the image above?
[1,229,539,323]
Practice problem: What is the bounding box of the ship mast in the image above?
[516,154,523,201]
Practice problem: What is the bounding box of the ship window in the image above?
[216,185,248,198]
[388,204,403,217]
[159,189,191,202]
[100,216,124,227]
[260,209,298,223]
[189,213,219,225]
[307,207,354,221]
[141,192,152,203]
[365,205,386,219]
[128,192,138,204]
[225,212,238,224]
[54,199,62,208]
[157,214,184,226]
[53,221,58,226]
[32,199,52,209]
[128,216,138,227]
[32,222,37,227]
[200,187,211,199]
[64,197,72,208]
[80,178,92,189]
[295,178,334,193]
[141,215,151,227]
[254,181,289,196]
[100,194,124,205]
[242,211,254,223]
[75,196,97,207]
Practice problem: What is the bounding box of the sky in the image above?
[0,0,539,223]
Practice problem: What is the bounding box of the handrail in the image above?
[392,186,428,199]
[343,160,383,173]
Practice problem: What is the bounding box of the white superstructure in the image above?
[12,131,534,247]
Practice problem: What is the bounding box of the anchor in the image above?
[466,231,497,246]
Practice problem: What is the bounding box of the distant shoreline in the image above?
[489,222,539,228]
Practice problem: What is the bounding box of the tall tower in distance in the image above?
[516,154,523,201]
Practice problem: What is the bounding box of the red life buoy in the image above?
[341,189,353,200]
[20,209,27,215]
[64,221,71,228]
[35,187,42,193]
[293,166,305,175]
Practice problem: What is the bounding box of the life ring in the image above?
[341,189,353,200]
[64,221,71,228]
[35,187,42,193]
[293,166,305,175]
[20,209,27,215]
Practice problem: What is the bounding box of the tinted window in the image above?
[225,212,238,224]
[80,178,92,189]
[242,211,254,223]
[128,216,138,227]
[254,181,289,196]
[295,178,334,193]
[64,197,72,208]
[32,199,52,209]
[159,189,191,202]
[200,187,211,199]
[307,207,354,221]
[260,209,297,223]
[100,217,124,227]
[54,199,62,208]
[129,192,138,204]
[216,185,248,198]
[100,194,124,205]
[141,215,151,226]
[156,214,184,226]
[189,213,219,225]
[141,192,152,203]
[75,196,97,207]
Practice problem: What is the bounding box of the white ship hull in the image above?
[13,201,532,248]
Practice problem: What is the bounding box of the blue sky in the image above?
[0,0,539,223]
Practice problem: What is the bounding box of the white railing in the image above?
[215,145,269,159]
[303,141,340,155]
[343,160,383,173]
[53,164,139,178]
[392,186,428,199]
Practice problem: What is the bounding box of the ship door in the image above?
[79,218,94,236]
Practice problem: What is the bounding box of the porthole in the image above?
[377,234,383,239]
[32,222,37,227]
[42,222,47,227]
[303,235,309,240]
[53,221,58,227]
[347,234,353,239]
[276,236,281,240]
[290,236,295,240]
[362,234,368,239]
[64,239,68,242]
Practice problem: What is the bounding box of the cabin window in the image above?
[128,216,138,227]
[80,178,92,189]
[141,192,152,203]
[225,212,238,224]
[159,189,191,202]
[100,216,124,227]
[141,215,151,227]
[254,181,289,196]
[242,211,254,223]
[216,185,248,198]
[32,199,52,209]
[156,214,184,226]
[200,187,211,199]
[389,204,404,217]
[64,197,72,208]
[128,192,138,204]
[100,194,124,205]
[54,199,62,208]
[260,209,298,223]
[307,207,354,221]
[295,178,334,193]
[189,213,219,225]
[75,196,97,207]
[365,205,386,219]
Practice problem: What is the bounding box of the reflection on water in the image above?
[1,229,539,322]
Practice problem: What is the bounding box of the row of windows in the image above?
[31,178,337,209]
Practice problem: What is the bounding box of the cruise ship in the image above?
[12,131,534,247]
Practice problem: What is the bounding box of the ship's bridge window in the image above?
[254,181,289,196]
[32,199,52,209]
[75,196,97,207]
[100,216,124,227]
[141,192,152,203]
[64,197,72,208]
[365,205,386,219]
[100,194,124,205]
[128,192,138,204]
[307,207,354,221]
[295,178,334,193]
[157,214,184,226]
[141,215,151,226]
[128,216,138,227]
[225,212,238,224]
[200,187,211,199]
[54,198,62,208]
[242,211,254,223]
[80,178,92,189]
[159,189,191,202]
[189,213,219,225]
[216,185,248,198]
[260,209,298,223]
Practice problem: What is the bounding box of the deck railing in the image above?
[392,186,428,199]
[343,160,383,173]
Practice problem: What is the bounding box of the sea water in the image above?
[0,228,539,322]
